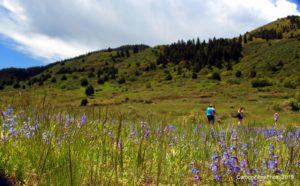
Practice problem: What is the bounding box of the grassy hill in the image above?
[0,16,300,125]
[249,15,300,39]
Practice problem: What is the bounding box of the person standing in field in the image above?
[237,107,244,125]
[206,104,216,124]
[274,112,279,125]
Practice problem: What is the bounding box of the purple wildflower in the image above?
[212,154,219,160]
[7,105,13,115]
[144,129,150,139]
[8,127,16,134]
[229,156,237,165]
[242,151,248,155]
[65,114,70,128]
[25,132,31,138]
[211,165,218,172]
[34,123,39,131]
[233,165,240,173]
[214,174,221,181]
[1,136,9,141]
[168,125,175,132]
[246,169,251,175]
[230,146,236,151]
[156,127,160,132]
[296,128,300,138]
[276,169,282,174]
[194,175,200,182]
[251,179,258,186]
[268,160,275,169]
[42,132,48,141]
[240,160,247,169]
[80,115,87,125]
[242,143,247,149]
[191,168,199,174]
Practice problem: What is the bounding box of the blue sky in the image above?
[291,0,300,10]
[0,0,300,70]
[0,37,44,69]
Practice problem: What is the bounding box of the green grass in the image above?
[0,104,299,185]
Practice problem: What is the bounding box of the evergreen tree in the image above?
[125,49,130,57]
[243,35,247,44]
[13,82,21,89]
[81,78,89,86]
[85,85,94,96]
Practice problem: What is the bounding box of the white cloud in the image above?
[0,0,299,64]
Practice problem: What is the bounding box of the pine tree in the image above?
[85,85,94,96]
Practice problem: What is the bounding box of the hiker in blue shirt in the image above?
[206,104,216,124]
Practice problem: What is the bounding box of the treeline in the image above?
[252,16,300,40]
[0,67,47,86]
[251,28,283,41]
[157,38,243,72]
[287,15,300,29]
[108,44,149,52]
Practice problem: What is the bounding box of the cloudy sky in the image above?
[0,0,300,69]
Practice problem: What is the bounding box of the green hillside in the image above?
[0,16,300,124]
[249,15,300,39]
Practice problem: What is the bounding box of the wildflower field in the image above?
[0,104,299,185]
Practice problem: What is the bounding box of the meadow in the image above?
[1,17,300,185]
[0,101,299,185]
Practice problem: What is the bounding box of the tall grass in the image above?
[0,103,299,185]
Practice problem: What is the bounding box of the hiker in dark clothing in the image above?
[237,107,244,125]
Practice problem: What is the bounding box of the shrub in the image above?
[13,82,21,89]
[283,77,299,89]
[51,77,57,83]
[88,72,95,78]
[165,73,173,81]
[97,78,104,84]
[212,72,221,81]
[80,99,88,106]
[81,78,89,86]
[118,77,126,84]
[289,99,300,111]
[251,78,273,88]
[61,75,67,81]
[249,70,256,78]
[192,72,198,79]
[103,74,109,81]
[85,85,94,96]
[235,70,242,77]
[129,76,137,82]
